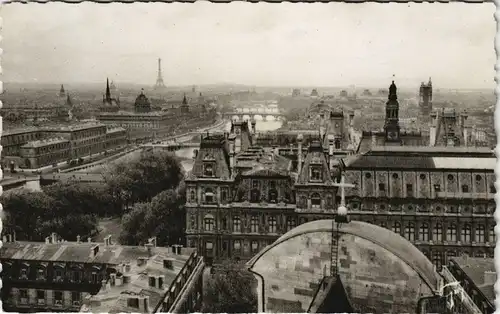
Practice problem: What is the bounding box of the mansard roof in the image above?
[297,141,335,184]
[190,135,231,179]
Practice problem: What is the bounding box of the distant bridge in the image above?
[141,142,200,151]
[40,173,106,185]
[2,176,40,191]
[223,112,285,122]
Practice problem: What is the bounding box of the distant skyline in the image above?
[2,3,496,89]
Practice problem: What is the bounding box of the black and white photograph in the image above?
[0,2,497,313]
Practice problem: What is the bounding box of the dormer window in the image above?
[37,268,46,281]
[334,139,341,149]
[311,193,322,209]
[310,167,322,181]
[190,190,196,202]
[204,164,214,177]
[20,268,28,280]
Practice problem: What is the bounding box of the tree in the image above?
[118,187,186,246]
[1,190,98,241]
[104,150,184,205]
[43,181,119,217]
[202,261,258,313]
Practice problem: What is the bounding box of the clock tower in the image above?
[384,80,402,144]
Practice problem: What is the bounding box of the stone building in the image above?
[1,123,127,169]
[419,78,433,125]
[134,89,152,113]
[429,108,480,147]
[0,235,205,313]
[343,145,496,269]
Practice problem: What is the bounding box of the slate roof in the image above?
[248,219,440,291]
[237,147,292,176]
[451,256,496,305]
[345,155,495,171]
[296,141,337,184]
[190,134,231,179]
[1,241,196,314]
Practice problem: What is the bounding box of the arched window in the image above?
[268,216,277,233]
[461,224,471,243]
[204,188,215,204]
[250,216,259,233]
[250,189,261,203]
[419,223,429,242]
[433,223,443,242]
[404,223,415,242]
[190,190,196,202]
[233,216,241,233]
[392,222,401,235]
[447,224,457,242]
[286,217,296,231]
[311,193,322,209]
[475,225,485,243]
[204,214,215,232]
[268,189,278,203]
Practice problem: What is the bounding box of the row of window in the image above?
[203,239,274,253]
[373,183,496,195]
[17,289,81,307]
[3,133,41,145]
[350,203,494,214]
[198,214,496,244]
[364,172,489,182]
[389,222,495,244]
[16,268,103,283]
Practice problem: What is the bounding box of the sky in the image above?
[2,2,496,89]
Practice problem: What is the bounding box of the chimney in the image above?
[115,274,123,287]
[45,236,50,244]
[110,273,116,287]
[139,296,150,313]
[101,279,109,291]
[88,237,92,243]
[163,258,174,270]
[104,235,112,246]
[76,235,81,243]
[145,243,154,257]
[148,237,157,247]
[122,274,131,284]
[125,262,131,273]
[3,235,8,243]
[13,231,16,242]
[51,232,57,243]
[484,271,496,286]
[297,134,303,174]
[91,244,100,258]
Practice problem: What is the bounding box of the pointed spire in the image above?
[182,93,188,105]
[66,94,72,106]
[106,78,111,100]
[60,84,65,93]
[428,77,432,85]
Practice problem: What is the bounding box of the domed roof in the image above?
[248,220,441,313]
[135,90,149,104]
[249,219,439,290]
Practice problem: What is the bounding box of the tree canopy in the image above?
[104,150,184,206]
[202,261,258,313]
[2,189,98,242]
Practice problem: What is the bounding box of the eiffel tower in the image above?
[154,58,166,90]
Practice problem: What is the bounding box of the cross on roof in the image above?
[331,174,355,207]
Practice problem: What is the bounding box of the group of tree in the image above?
[2,150,186,245]
[202,260,258,313]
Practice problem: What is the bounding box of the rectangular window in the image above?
[233,217,241,233]
[434,184,441,192]
[19,289,28,304]
[462,185,469,193]
[251,216,259,233]
[378,183,385,192]
[268,216,277,233]
[54,291,63,305]
[206,242,213,250]
[251,241,258,252]
[37,290,45,304]
[406,184,413,197]
[234,240,241,251]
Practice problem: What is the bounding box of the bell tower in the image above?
[384,78,401,144]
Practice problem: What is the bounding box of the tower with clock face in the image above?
[384,80,402,144]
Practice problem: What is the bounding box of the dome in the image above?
[248,220,440,313]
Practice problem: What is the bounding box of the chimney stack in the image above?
[76,235,81,243]
[51,232,57,244]
[88,237,92,243]
[45,236,50,244]
[139,296,150,313]
[3,235,8,243]
[145,243,154,257]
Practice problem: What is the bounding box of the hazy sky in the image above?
[2,2,496,89]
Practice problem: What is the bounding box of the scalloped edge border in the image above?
[0,1,498,313]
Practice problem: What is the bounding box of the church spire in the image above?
[183,93,188,105]
[106,78,111,100]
